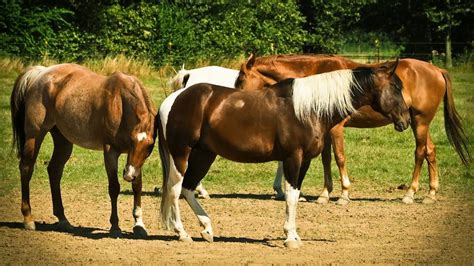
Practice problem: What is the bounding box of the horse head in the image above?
[235,53,275,90]
[106,74,157,183]
[357,59,411,132]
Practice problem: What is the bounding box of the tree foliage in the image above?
[1,0,472,66]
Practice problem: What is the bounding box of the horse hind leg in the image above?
[19,131,47,230]
[48,127,74,232]
[422,133,439,204]
[181,148,217,242]
[161,149,193,242]
[403,121,429,204]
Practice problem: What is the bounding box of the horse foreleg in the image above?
[132,173,147,237]
[423,133,439,204]
[19,133,46,230]
[181,148,216,242]
[48,127,73,232]
[272,162,285,200]
[330,125,351,206]
[316,135,333,204]
[282,154,307,249]
[103,146,122,237]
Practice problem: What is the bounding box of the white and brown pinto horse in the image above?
[236,54,471,205]
[10,64,157,237]
[158,61,410,248]
[168,65,240,199]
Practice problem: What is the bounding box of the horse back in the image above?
[395,59,447,113]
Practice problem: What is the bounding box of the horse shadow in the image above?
[0,221,174,241]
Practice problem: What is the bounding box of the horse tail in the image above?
[442,71,471,165]
[168,69,190,91]
[157,112,173,230]
[10,66,47,158]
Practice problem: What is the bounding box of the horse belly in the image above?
[203,131,275,163]
[55,99,104,150]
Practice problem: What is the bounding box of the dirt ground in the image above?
[1,185,473,264]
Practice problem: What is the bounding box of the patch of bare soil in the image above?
[1,187,473,264]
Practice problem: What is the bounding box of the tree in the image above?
[425,0,473,67]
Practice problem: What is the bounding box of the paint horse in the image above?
[236,54,471,205]
[158,61,410,248]
[10,64,157,237]
[168,65,240,199]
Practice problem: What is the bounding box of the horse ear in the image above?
[387,57,399,77]
[245,53,256,70]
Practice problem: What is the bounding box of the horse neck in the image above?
[256,55,359,81]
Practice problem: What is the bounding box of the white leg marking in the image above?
[133,206,145,228]
[165,156,191,241]
[284,181,301,248]
[181,188,213,242]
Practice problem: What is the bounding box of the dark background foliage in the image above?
[1,0,472,66]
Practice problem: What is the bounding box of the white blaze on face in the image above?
[137,132,147,142]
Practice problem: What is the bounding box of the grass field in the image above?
[0,61,472,201]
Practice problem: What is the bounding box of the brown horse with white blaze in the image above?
[236,54,471,205]
[10,63,157,237]
[158,61,410,248]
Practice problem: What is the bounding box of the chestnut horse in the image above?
[158,62,410,248]
[10,64,157,237]
[235,54,470,205]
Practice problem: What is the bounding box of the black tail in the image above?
[442,71,471,165]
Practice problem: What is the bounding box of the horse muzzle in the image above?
[394,118,411,132]
[123,165,140,182]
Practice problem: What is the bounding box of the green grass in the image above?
[0,60,472,201]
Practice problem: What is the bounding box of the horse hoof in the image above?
[316,196,329,204]
[201,230,214,242]
[298,196,308,202]
[179,234,193,242]
[402,195,414,204]
[198,193,211,199]
[273,193,285,201]
[57,220,74,232]
[336,196,350,206]
[109,228,123,238]
[154,187,161,195]
[133,225,148,238]
[284,240,301,249]
[24,221,36,231]
[422,196,436,204]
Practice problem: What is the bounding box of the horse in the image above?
[168,65,240,199]
[235,53,471,205]
[169,65,239,91]
[10,63,157,237]
[158,60,410,248]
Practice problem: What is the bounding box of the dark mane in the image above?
[351,66,404,93]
